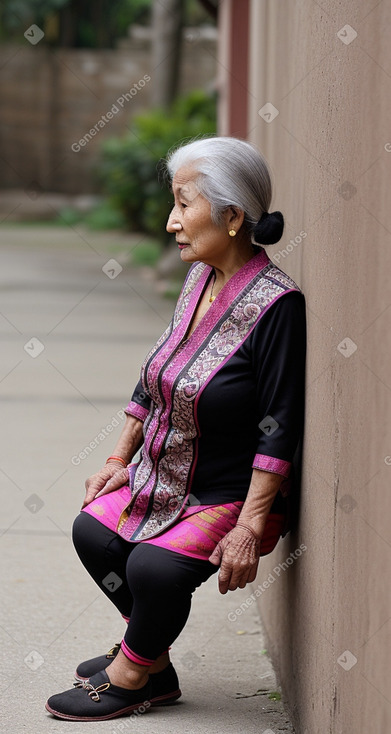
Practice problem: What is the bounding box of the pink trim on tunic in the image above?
[253,453,291,478]
[124,401,149,422]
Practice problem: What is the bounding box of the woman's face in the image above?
[166,165,232,267]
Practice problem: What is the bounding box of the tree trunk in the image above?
[196,0,218,20]
[150,0,185,108]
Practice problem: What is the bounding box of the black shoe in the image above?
[144,663,182,706]
[45,669,151,721]
[74,642,121,681]
[75,646,181,706]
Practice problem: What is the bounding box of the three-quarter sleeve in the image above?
[124,379,152,422]
[251,290,306,480]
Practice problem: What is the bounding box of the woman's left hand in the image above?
[209,524,261,594]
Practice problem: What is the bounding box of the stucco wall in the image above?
[220,1,391,731]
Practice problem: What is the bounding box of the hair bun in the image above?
[252,210,284,245]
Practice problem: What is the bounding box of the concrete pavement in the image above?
[0,224,294,733]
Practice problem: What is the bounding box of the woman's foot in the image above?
[105,649,148,690]
[75,645,169,680]
[74,645,181,705]
[45,669,151,721]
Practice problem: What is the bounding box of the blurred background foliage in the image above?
[0,0,215,47]
[98,89,216,242]
[1,0,218,273]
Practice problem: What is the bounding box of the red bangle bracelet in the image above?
[106,455,126,467]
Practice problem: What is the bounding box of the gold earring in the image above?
[228,229,236,237]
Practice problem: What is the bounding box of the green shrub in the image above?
[84,200,126,230]
[130,238,162,266]
[57,207,84,226]
[56,200,126,230]
[98,89,216,242]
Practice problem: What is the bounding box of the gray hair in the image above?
[165,136,273,231]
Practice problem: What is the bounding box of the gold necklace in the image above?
[182,276,217,345]
[209,276,217,303]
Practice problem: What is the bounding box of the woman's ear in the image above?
[225,206,245,232]
[227,206,244,232]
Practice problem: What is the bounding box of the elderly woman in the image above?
[45,136,306,721]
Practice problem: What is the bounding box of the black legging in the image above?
[72,512,218,664]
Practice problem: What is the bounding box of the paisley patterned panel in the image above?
[172,262,206,328]
[266,267,299,290]
[119,268,297,541]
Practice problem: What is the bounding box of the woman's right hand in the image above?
[82,462,130,509]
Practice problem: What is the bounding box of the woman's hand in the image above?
[209,523,261,594]
[82,462,130,509]
[209,469,284,593]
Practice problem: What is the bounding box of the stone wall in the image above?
[0,27,216,193]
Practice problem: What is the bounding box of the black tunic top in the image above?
[122,251,306,541]
[190,290,306,512]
